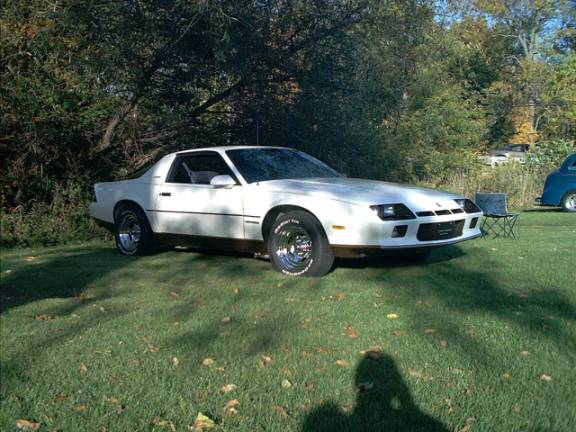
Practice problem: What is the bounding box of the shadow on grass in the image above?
[0,246,133,314]
[0,246,136,399]
[335,245,466,269]
[339,245,576,364]
[302,354,448,432]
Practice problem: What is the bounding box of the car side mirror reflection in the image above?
[210,174,236,188]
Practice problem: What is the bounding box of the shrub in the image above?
[420,139,575,209]
[1,184,110,249]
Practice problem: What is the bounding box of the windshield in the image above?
[226,148,342,183]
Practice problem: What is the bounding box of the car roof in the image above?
[171,145,291,156]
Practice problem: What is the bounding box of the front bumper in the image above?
[329,212,483,257]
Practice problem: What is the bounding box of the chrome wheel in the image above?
[118,212,142,254]
[274,223,313,273]
[565,193,576,211]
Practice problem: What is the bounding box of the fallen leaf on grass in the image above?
[16,419,40,430]
[408,368,432,381]
[221,384,237,393]
[224,399,239,416]
[53,394,68,401]
[440,340,449,348]
[104,396,125,411]
[445,398,454,415]
[520,351,531,356]
[424,328,436,334]
[202,358,215,366]
[233,287,240,294]
[99,306,107,313]
[317,346,328,353]
[221,316,231,324]
[346,324,358,339]
[147,344,159,353]
[386,313,399,319]
[170,291,179,298]
[337,292,346,301]
[540,374,552,382]
[275,405,289,417]
[281,379,293,388]
[25,256,36,262]
[392,330,407,337]
[260,355,273,365]
[191,412,216,430]
[79,363,88,373]
[172,356,180,367]
[335,359,350,367]
[500,372,512,380]
[75,404,88,412]
[361,346,384,359]
[150,416,176,431]
[458,417,476,432]
[33,314,55,321]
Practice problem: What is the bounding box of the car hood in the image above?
[258,177,463,211]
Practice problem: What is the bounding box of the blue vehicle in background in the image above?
[536,153,576,212]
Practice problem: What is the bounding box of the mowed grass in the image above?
[1,210,575,431]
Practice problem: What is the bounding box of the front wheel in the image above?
[114,205,155,255]
[267,211,334,277]
[561,190,576,212]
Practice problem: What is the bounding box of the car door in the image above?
[153,151,244,239]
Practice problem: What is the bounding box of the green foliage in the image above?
[529,139,576,169]
[1,184,110,248]
[1,0,575,246]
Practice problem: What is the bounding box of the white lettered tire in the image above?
[267,210,334,277]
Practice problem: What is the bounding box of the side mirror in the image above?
[210,174,236,188]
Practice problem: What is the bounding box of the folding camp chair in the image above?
[474,193,518,239]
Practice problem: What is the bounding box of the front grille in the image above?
[417,220,464,241]
[417,209,465,217]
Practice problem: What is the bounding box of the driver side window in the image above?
[168,153,236,185]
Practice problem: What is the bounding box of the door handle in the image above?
[159,192,171,197]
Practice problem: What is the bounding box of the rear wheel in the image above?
[561,190,576,212]
[267,211,334,277]
[114,205,155,255]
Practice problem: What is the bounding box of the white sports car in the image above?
[89,146,483,276]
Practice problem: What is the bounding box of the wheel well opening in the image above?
[113,200,144,222]
[261,205,315,240]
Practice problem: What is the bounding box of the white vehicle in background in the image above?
[89,146,483,276]
[480,144,531,167]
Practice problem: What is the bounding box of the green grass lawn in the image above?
[1,210,575,431]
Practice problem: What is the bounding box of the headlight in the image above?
[370,204,416,220]
[454,199,481,214]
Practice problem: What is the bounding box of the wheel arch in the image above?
[261,204,325,241]
[113,200,148,223]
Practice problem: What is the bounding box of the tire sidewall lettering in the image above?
[274,218,300,235]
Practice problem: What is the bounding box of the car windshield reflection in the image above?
[226,148,342,183]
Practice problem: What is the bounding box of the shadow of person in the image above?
[301,354,449,432]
